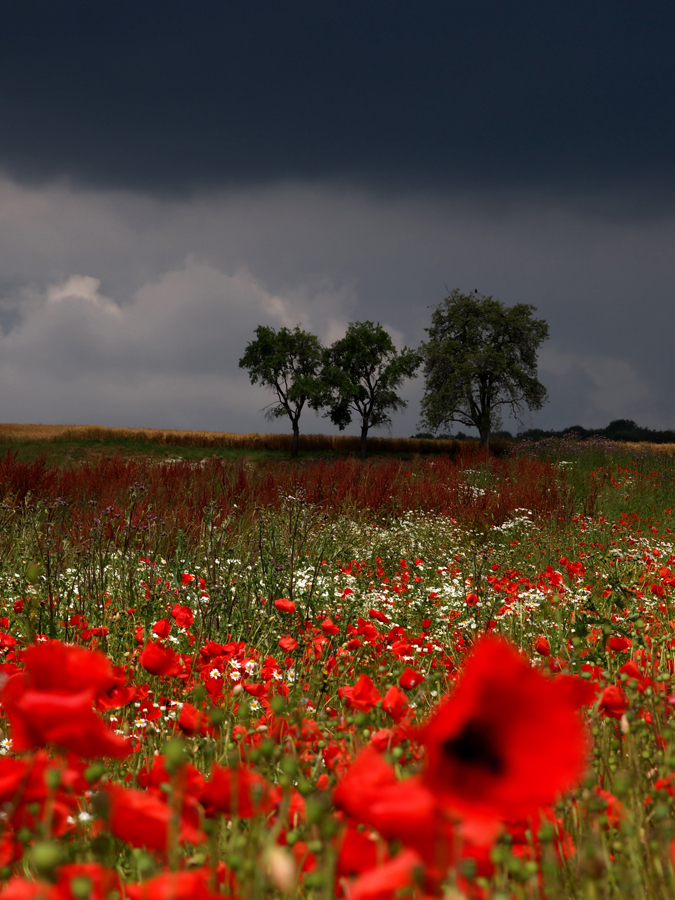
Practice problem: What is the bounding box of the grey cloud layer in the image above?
[1,3,674,195]
[0,178,672,435]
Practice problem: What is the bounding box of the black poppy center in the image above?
[442,718,504,775]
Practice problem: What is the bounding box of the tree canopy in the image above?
[238,325,323,457]
[419,290,549,448]
[322,321,421,458]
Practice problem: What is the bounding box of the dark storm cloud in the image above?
[1,179,673,434]
[1,1,675,194]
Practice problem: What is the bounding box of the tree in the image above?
[238,325,324,457]
[321,321,421,459]
[419,290,549,449]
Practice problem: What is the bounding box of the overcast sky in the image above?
[1,1,674,437]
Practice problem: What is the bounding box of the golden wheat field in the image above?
[0,422,468,455]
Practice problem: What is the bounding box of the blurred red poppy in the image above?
[104,784,204,852]
[339,674,381,712]
[382,685,409,723]
[347,848,422,900]
[333,746,453,874]
[608,635,631,653]
[336,821,384,877]
[274,598,295,614]
[171,604,195,628]
[279,635,298,652]
[20,642,119,700]
[151,619,171,639]
[0,643,130,760]
[178,702,208,736]
[598,685,628,719]
[200,763,278,818]
[54,862,121,900]
[0,876,51,899]
[139,642,181,677]
[422,636,588,818]
[321,618,340,636]
[534,636,550,656]
[399,667,425,690]
[368,608,390,624]
[555,673,599,709]
[125,868,220,900]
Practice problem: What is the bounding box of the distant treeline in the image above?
[416,419,675,444]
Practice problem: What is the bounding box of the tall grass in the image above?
[0,449,569,547]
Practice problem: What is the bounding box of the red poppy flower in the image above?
[243,683,266,698]
[555,674,599,709]
[137,755,206,801]
[422,636,588,819]
[618,661,645,688]
[593,786,622,829]
[0,877,51,900]
[54,863,121,900]
[347,849,422,900]
[333,747,453,872]
[104,784,204,852]
[321,618,340,636]
[339,674,381,712]
[200,763,278,818]
[125,868,220,900]
[399,667,425,690]
[139,642,181,677]
[337,821,383,877]
[171,604,195,628]
[151,618,171,639]
[96,665,136,712]
[1,682,129,759]
[274,598,295,614]
[0,750,84,839]
[608,635,631,653]
[279,635,298,652]
[466,593,479,607]
[0,757,35,807]
[178,702,208,736]
[0,645,130,760]
[534,636,550,657]
[368,608,391,624]
[20,642,119,700]
[598,685,628,719]
[382,685,409,723]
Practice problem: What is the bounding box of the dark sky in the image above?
[3,2,674,193]
[0,2,674,435]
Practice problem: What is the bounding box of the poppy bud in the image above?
[84,762,106,784]
[162,736,186,773]
[270,695,286,714]
[29,842,63,877]
[70,877,93,900]
[25,562,44,584]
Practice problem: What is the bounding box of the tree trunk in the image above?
[476,409,492,450]
[291,422,300,458]
[479,426,490,452]
[360,420,369,460]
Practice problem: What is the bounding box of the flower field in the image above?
[0,444,674,899]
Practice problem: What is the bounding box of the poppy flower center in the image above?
[442,718,504,775]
